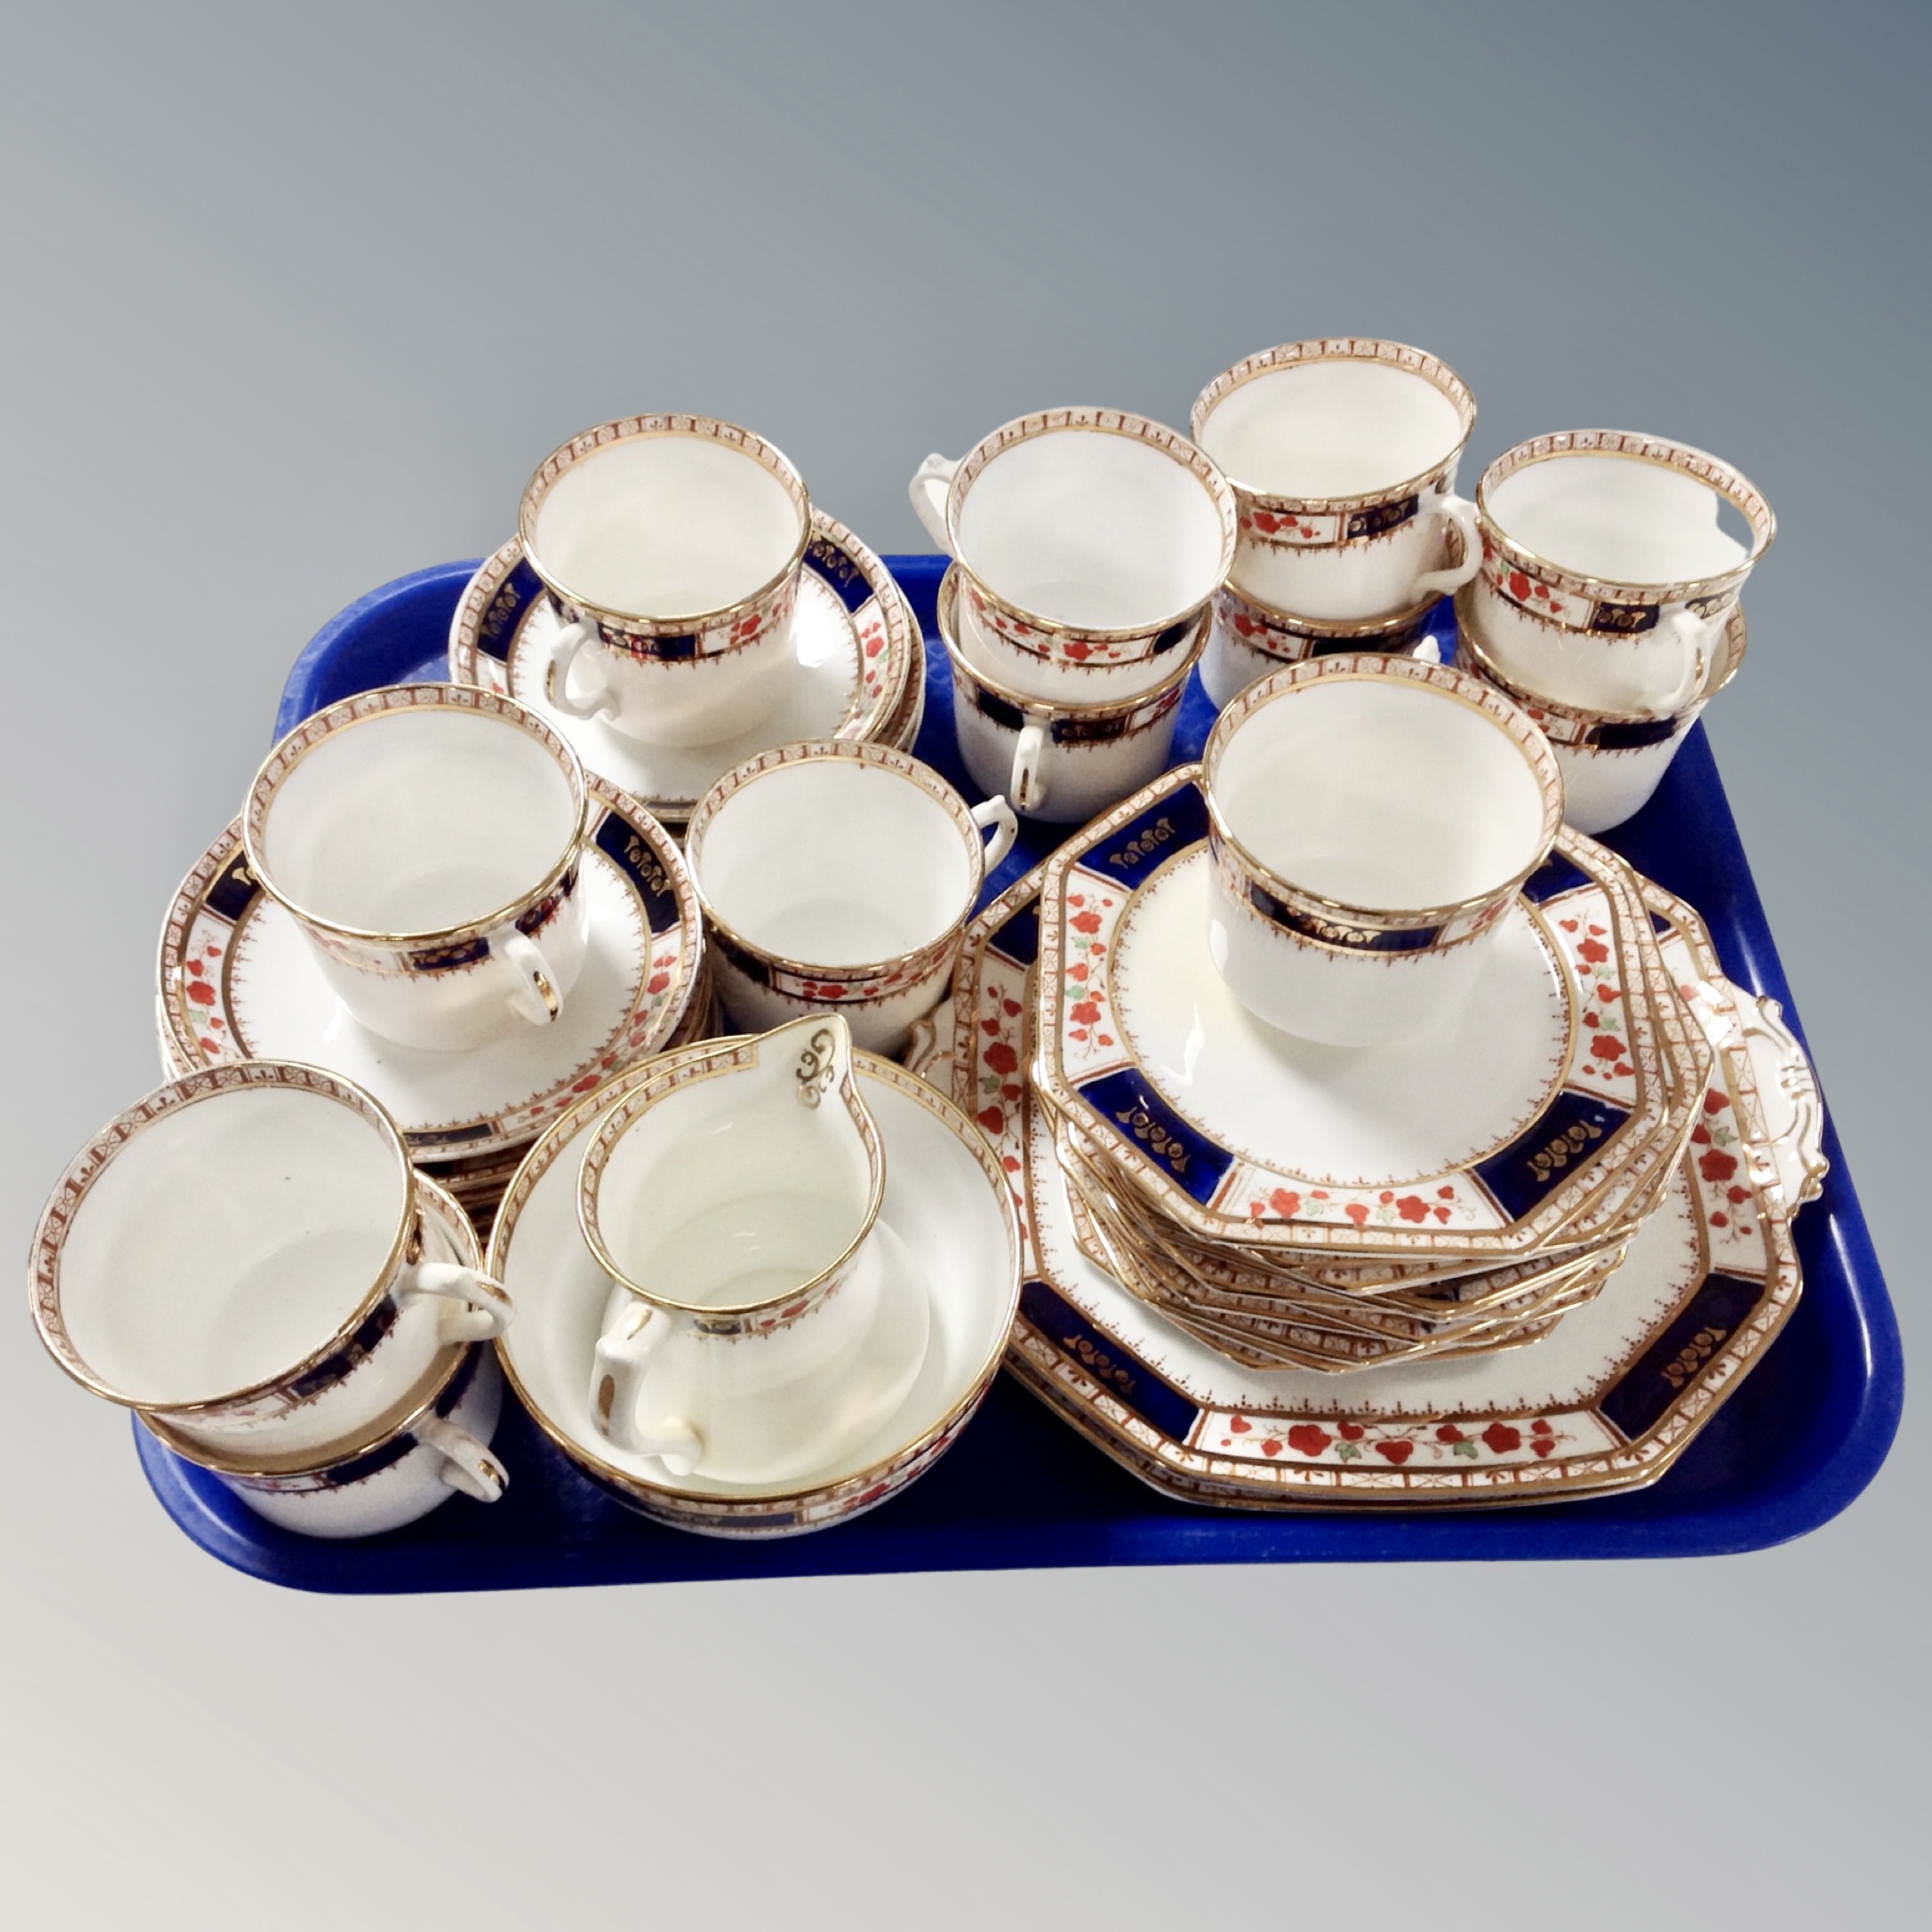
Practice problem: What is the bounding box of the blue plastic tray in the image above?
[136,557,1902,1589]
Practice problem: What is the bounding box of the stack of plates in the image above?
[446,511,926,830]
[936,767,1825,1510]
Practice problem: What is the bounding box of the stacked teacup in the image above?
[1189,339,1483,708]
[912,408,1234,823]
[1453,431,1773,832]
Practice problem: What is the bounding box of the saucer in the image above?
[953,862,1815,1507]
[492,1046,1021,1538]
[448,511,922,822]
[157,776,703,1163]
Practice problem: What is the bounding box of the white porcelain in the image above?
[951,576,1199,703]
[579,1016,928,1486]
[1201,576,1452,709]
[938,564,1200,825]
[908,407,1234,687]
[145,1343,507,1539]
[1035,763,1701,1260]
[449,513,920,823]
[243,684,591,1054]
[685,740,1016,1057]
[1470,431,1774,716]
[520,414,811,748]
[1460,596,1748,835]
[492,1048,1019,1538]
[1201,655,1563,1046]
[159,776,702,1163]
[1191,339,1480,621]
[30,1063,511,1458]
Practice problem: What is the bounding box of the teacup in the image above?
[1200,654,1563,1047]
[30,1062,513,1461]
[908,407,1234,695]
[580,1016,927,1486]
[520,413,811,747]
[684,740,1017,1057]
[141,1342,508,1540]
[1469,429,1774,716]
[1201,571,1453,710]
[1458,593,1747,835]
[244,683,590,1054]
[938,563,1202,824]
[1191,338,1480,621]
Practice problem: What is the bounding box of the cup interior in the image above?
[592,1066,876,1311]
[958,430,1224,629]
[1198,360,1464,499]
[530,433,803,619]
[1487,453,1748,585]
[260,708,578,936]
[696,762,973,967]
[1214,676,1550,913]
[56,1087,406,1406]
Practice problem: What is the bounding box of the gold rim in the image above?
[1455,590,1750,723]
[575,1032,887,1321]
[1199,656,1564,932]
[242,684,589,948]
[936,564,1206,720]
[30,1061,419,1416]
[1475,431,1775,604]
[488,1044,1021,1513]
[1190,338,1477,513]
[942,408,1237,645]
[684,740,987,985]
[518,413,812,630]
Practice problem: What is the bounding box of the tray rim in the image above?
[127,553,1902,1591]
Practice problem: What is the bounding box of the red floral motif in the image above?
[1069,1000,1100,1026]
[984,1041,1018,1076]
[1269,1188,1301,1218]
[1070,910,1102,936]
[1375,1440,1413,1465]
[1577,936,1609,966]
[1395,1195,1429,1224]
[1698,1148,1739,1184]
[186,980,216,1007]
[1215,1411,1573,1468]
[1481,1421,1521,1453]
[1589,1032,1626,1063]
[1285,1424,1332,1457]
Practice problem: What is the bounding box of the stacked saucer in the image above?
[945,847,1823,1511]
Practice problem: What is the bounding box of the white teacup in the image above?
[909,407,1234,697]
[1200,655,1563,1047]
[1191,339,1481,621]
[245,683,591,1054]
[580,1016,927,1486]
[938,564,1201,824]
[1459,594,1748,835]
[520,413,811,747]
[1470,430,1774,716]
[30,1062,513,1461]
[685,741,1017,1057]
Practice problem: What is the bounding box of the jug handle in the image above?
[591,1301,704,1471]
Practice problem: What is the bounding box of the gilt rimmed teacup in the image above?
[1470,429,1774,717]
[684,740,1017,1057]
[1191,338,1480,622]
[1200,654,1564,1047]
[520,413,812,747]
[579,1014,922,1487]
[243,682,590,1054]
[908,407,1235,696]
[1458,593,1747,835]
[937,563,1202,825]
[30,1061,513,1462]
[1201,569,1454,709]
[141,1339,508,1540]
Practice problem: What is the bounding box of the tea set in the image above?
[30,338,1826,1539]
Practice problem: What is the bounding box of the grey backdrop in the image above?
[3,3,1923,1924]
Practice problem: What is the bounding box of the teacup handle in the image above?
[591,1300,705,1472]
[1648,606,1716,717]
[1411,491,1482,599]
[415,1415,508,1504]
[547,614,618,722]
[1009,724,1049,815]
[398,1260,514,1343]
[496,930,563,1028]
[908,454,960,555]
[970,794,1019,870]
